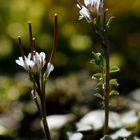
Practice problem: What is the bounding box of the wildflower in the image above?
[15,14,58,140]
[78,6,93,23]
[15,56,34,70]
[28,52,46,70]
[77,0,104,22]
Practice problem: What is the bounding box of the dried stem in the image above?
[28,21,34,59]
[18,36,25,60]
[49,14,58,64]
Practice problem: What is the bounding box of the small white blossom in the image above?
[28,52,46,70]
[96,0,103,15]
[79,6,93,22]
[15,56,34,70]
[77,0,103,22]
[47,62,54,77]
[84,0,96,7]
[16,51,47,71]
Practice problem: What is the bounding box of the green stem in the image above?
[40,73,51,140]
[103,43,110,135]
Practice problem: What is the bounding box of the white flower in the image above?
[15,56,34,70]
[84,0,96,7]
[77,0,103,22]
[96,0,103,15]
[79,6,93,23]
[47,62,54,77]
[16,51,47,71]
[28,52,46,70]
[16,52,54,77]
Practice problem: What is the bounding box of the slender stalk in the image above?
[28,21,34,59]
[103,43,110,135]
[18,36,25,60]
[40,72,51,140]
[31,89,41,115]
[49,14,58,64]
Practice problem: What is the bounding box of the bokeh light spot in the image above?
[70,35,92,51]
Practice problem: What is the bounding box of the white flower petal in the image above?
[39,52,46,62]
[79,6,92,22]
[26,59,35,67]
[84,0,96,7]
[15,57,27,69]
[15,59,24,67]
[47,62,54,77]
[27,53,32,59]
[95,0,103,15]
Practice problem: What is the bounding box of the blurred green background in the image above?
[0,0,140,139]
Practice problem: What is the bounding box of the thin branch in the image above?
[40,70,51,140]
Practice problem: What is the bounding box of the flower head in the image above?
[16,51,46,70]
[78,6,93,23]
[28,52,46,69]
[77,0,104,22]
[15,56,34,70]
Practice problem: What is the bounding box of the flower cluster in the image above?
[16,51,54,77]
[77,0,104,22]
[15,15,58,78]
[15,14,58,140]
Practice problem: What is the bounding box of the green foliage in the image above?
[110,66,120,74]
[110,79,119,86]
[95,93,103,99]
[91,51,120,100]
[96,81,104,89]
[92,73,103,80]
[109,90,119,96]
[90,51,104,69]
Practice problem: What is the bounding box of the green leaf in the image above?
[90,59,95,64]
[110,66,120,74]
[109,90,119,96]
[110,79,119,86]
[96,81,103,89]
[92,52,104,68]
[95,93,103,99]
[92,73,102,80]
[100,135,112,140]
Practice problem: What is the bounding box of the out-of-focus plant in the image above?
[76,0,120,136]
[15,14,58,140]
